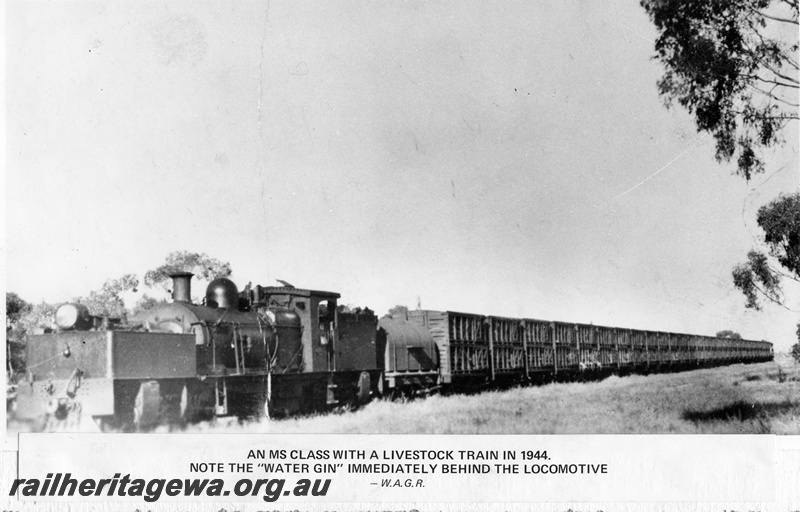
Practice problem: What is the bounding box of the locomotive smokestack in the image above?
[169,272,194,303]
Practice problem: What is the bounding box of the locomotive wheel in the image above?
[93,415,117,432]
[375,372,384,398]
[91,381,138,432]
[134,381,162,430]
[356,372,371,404]
[91,380,187,432]
[159,380,188,427]
[182,380,215,423]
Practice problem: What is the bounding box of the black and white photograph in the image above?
[3,0,800,507]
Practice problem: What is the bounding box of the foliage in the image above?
[732,193,800,310]
[337,304,354,314]
[6,292,31,326]
[792,322,800,363]
[757,192,800,275]
[131,294,168,317]
[9,300,58,369]
[6,293,32,372]
[640,0,799,179]
[732,250,785,309]
[10,301,57,337]
[716,330,743,339]
[73,274,139,318]
[6,293,32,366]
[24,302,57,332]
[387,305,409,317]
[144,251,232,290]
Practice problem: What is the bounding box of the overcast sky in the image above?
[5,1,799,351]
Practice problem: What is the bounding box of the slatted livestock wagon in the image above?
[400,310,773,389]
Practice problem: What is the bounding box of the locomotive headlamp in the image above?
[55,303,92,331]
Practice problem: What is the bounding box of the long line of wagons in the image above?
[13,273,773,430]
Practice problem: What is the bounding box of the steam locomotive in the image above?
[14,273,773,430]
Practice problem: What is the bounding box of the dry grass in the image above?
[10,358,800,435]
[185,357,800,435]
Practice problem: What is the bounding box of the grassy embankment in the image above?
[192,356,800,435]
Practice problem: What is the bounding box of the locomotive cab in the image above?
[251,285,380,375]
[257,286,340,373]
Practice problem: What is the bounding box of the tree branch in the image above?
[761,61,800,85]
[770,94,799,108]
[739,39,799,86]
[746,25,799,71]
[757,10,799,26]
[749,84,800,106]
[730,109,800,120]
[755,114,799,119]
[748,74,800,90]
[751,281,799,312]
[767,263,800,284]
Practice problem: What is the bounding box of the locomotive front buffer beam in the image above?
[16,331,196,430]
